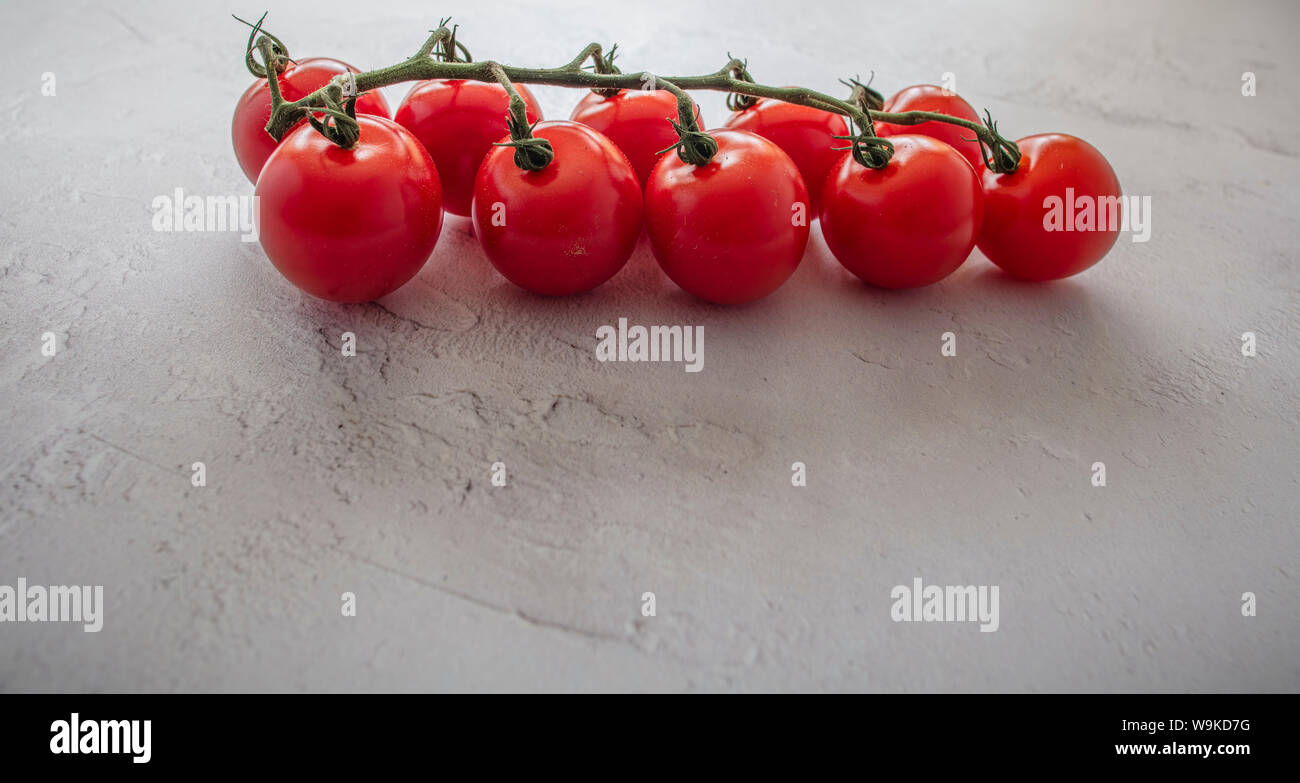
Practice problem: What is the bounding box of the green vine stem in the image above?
[488,62,554,171]
[249,20,1020,173]
[235,13,290,78]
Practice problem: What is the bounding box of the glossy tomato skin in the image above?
[874,85,984,172]
[978,134,1121,281]
[471,121,642,296]
[820,135,983,289]
[723,95,848,213]
[255,116,444,303]
[644,129,810,305]
[232,58,392,185]
[570,89,703,187]
[395,80,543,216]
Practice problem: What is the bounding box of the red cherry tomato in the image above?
[471,121,642,296]
[874,84,984,172]
[394,80,543,216]
[978,134,1121,281]
[820,135,983,289]
[722,94,848,213]
[255,116,444,302]
[570,89,703,187]
[645,129,809,305]
[232,57,392,185]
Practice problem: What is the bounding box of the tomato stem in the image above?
[234,13,290,79]
[488,63,554,171]
[867,107,1021,172]
[255,37,287,107]
[249,19,1020,173]
[582,43,623,100]
[723,55,758,111]
[842,75,885,113]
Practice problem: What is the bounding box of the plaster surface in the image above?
[1,0,1296,691]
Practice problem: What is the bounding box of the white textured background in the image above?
[1,0,1297,692]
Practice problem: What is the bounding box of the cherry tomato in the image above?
[820,135,983,289]
[395,80,543,216]
[723,94,848,213]
[570,89,703,187]
[644,129,809,304]
[255,116,444,303]
[232,57,392,185]
[471,121,641,296]
[874,85,984,172]
[978,134,1121,281]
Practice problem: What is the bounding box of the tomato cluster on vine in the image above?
[233,52,1122,305]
